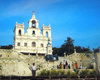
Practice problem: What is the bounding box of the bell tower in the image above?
[13,22,25,49]
[27,11,40,36]
[28,12,39,28]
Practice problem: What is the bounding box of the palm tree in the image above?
[64,37,74,55]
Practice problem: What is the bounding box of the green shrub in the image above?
[39,69,47,76]
[46,70,51,76]
[65,71,77,77]
[87,64,93,69]
[65,71,71,78]
[76,69,80,75]
[88,69,97,77]
[50,69,59,76]
[58,70,65,75]
[39,69,98,77]
[71,72,77,76]
[79,69,89,76]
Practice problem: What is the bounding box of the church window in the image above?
[18,42,20,46]
[41,44,43,47]
[19,30,21,36]
[32,42,36,47]
[24,43,27,46]
[46,32,48,37]
[32,31,35,34]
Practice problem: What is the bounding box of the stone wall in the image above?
[95,53,100,74]
[0,49,94,76]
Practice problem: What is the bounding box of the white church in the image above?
[13,12,52,55]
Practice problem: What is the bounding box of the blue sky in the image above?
[0,0,100,50]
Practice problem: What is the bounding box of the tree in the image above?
[65,37,74,55]
[74,46,91,53]
[0,45,13,49]
[60,37,74,55]
[52,37,92,56]
[94,48,99,53]
[52,47,59,55]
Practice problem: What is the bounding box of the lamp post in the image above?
[46,46,48,67]
[46,39,50,67]
[64,52,66,58]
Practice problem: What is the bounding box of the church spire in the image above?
[32,11,36,19]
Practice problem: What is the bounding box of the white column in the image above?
[29,20,31,27]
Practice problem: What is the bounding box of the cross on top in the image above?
[33,11,35,13]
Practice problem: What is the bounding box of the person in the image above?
[79,65,82,69]
[82,65,85,69]
[29,63,38,76]
[59,62,63,69]
[75,61,78,69]
[72,62,75,69]
[66,60,68,69]
[63,60,66,69]
[68,64,70,69]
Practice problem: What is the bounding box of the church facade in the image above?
[13,12,52,55]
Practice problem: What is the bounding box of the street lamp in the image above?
[46,39,50,67]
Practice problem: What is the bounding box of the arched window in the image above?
[32,31,35,34]
[19,30,21,36]
[32,20,36,28]
[46,32,48,37]
[32,42,36,47]
[24,43,27,46]
[18,42,20,46]
[41,44,43,47]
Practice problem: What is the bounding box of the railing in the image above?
[0,76,100,80]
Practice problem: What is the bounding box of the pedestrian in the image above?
[75,61,78,69]
[59,62,63,69]
[79,65,82,69]
[68,64,70,69]
[82,65,85,69]
[29,63,38,76]
[72,62,75,69]
[63,60,66,69]
[66,60,68,69]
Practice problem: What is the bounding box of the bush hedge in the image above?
[38,69,97,77]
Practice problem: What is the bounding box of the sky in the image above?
[0,0,100,51]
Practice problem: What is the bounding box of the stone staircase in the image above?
[0,49,93,76]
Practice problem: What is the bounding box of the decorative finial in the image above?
[32,11,36,19]
[33,11,35,13]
